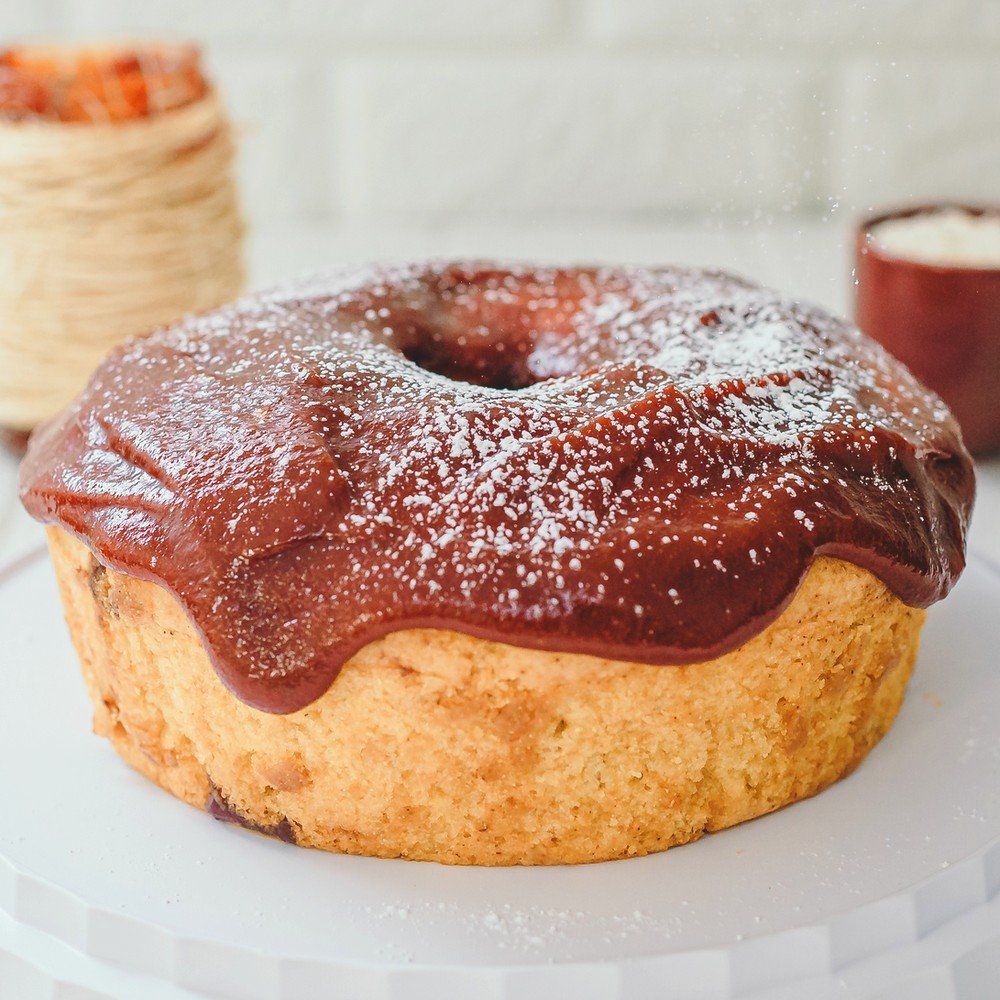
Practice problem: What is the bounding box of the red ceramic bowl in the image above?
[0,427,30,457]
[855,205,1000,455]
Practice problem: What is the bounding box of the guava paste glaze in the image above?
[20,263,975,713]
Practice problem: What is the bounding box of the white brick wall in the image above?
[584,0,1000,50]
[335,56,825,218]
[209,46,328,224]
[60,0,563,43]
[834,57,1000,213]
[4,0,997,229]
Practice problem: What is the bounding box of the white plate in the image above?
[1,549,999,1000]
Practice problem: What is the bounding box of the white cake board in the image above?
[1,549,998,999]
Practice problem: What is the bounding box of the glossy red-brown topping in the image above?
[20,263,974,713]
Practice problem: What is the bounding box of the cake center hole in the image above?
[398,330,547,390]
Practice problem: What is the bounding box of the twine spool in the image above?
[0,87,245,431]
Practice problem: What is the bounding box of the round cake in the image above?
[19,262,974,865]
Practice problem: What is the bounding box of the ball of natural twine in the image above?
[0,88,245,430]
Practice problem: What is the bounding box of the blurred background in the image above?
[7,0,999,313]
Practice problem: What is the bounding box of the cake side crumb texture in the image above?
[49,528,922,866]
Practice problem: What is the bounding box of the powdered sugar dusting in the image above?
[20,261,973,712]
[362,898,681,960]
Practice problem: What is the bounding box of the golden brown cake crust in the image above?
[48,527,922,866]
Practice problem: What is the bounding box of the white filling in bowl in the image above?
[869,208,1000,269]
